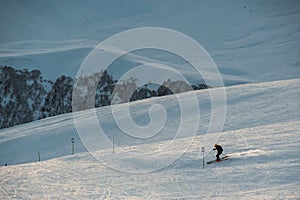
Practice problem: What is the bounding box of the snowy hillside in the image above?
[0,0,299,83]
[1,121,299,199]
[0,79,299,199]
[1,0,299,129]
[0,0,300,198]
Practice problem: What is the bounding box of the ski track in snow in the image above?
[0,1,300,198]
[0,121,299,199]
[0,79,300,199]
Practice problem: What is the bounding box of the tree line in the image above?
[0,66,209,128]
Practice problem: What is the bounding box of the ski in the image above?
[207,155,230,164]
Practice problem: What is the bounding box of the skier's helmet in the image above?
[214,144,218,147]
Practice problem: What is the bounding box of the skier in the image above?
[213,144,223,161]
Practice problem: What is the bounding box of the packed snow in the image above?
[0,79,299,199]
[0,0,300,199]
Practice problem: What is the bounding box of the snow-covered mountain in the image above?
[0,79,299,199]
[1,0,299,129]
[0,0,299,82]
[0,1,299,198]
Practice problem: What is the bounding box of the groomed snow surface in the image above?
[0,79,300,199]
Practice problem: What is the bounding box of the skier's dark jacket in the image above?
[213,145,223,154]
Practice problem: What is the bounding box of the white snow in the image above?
[0,79,299,199]
[0,0,299,83]
[0,1,300,198]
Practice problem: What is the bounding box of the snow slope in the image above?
[0,79,299,199]
[1,121,299,199]
[0,78,299,165]
[0,0,299,83]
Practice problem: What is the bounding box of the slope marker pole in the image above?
[113,133,115,154]
[71,138,75,155]
[38,152,40,162]
[201,146,205,169]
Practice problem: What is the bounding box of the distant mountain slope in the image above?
[0,0,299,83]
